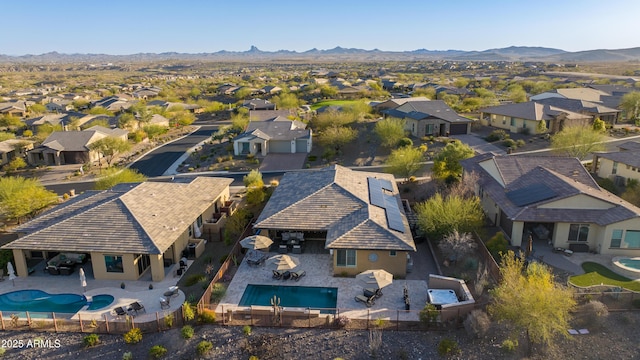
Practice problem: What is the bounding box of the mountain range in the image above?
[2,46,640,63]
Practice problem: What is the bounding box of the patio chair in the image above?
[354,294,375,307]
[291,270,306,281]
[272,270,283,279]
[282,271,291,280]
[168,286,179,298]
[113,306,127,317]
[130,301,145,314]
[160,297,170,309]
[278,245,288,254]
[364,288,383,299]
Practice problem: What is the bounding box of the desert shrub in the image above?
[409,176,417,182]
[501,339,518,352]
[198,309,216,324]
[419,304,439,324]
[183,301,196,321]
[516,139,526,147]
[185,274,206,286]
[464,310,491,338]
[502,138,517,148]
[243,325,252,336]
[397,137,413,147]
[83,333,100,347]
[149,345,167,359]
[334,315,350,328]
[437,338,460,356]
[486,232,508,260]
[122,352,133,360]
[210,283,227,303]
[485,130,508,142]
[578,300,609,327]
[123,328,143,344]
[181,325,194,339]
[269,179,279,186]
[308,155,317,161]
[197,340,213,355]
[164,314,174,328]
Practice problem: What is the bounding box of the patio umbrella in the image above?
[240,235,273,250]
[7,262,16,287]
[356,269,393,290]
[266,254,300,271]
[79,268,87,292]
[194,224,202,238]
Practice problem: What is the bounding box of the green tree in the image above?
[385,146,424,181]
[414,192,483,240]
[0,115,23,128]
[231,113,249,134]
[592,117,606,133]
[412,88,436,99]
[28,103,47,115]
[318,126,358,154]
[507,84,527,103]
[88,137,132,167]
[0,177,58,222]
[375,117,406,148]
[550,124,605,160]
[536,119,547,134]
[3,157,26,173]
[234,87,252,100]
[118,113,136,129]
[35,123,63,141]
[0,132,15,141]
[344,100,371,119]
[489,251,576,354]
[319,85,338,98]
[311,110,358,132]
[273,93,301,109]
[620,91,640,121]
[432,141,475,182]
[243,169,264,188]
[87,107,114,116]
[143,124,168,139]
[94,168,146,190]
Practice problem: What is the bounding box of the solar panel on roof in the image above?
[506,183,557,207]
[384,194,405,232]
[368,178,386,208]
[378,178,394,191]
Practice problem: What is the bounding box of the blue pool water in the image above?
[0,290,114,314]
[239,285,337,313]
[618,258,640,270]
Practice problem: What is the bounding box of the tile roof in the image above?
[237,116,310,141]
[595,149,640,168]
[4,177,233,254]
[536,97,620,115]
[461,154,640,226]
[254,165,415,251]
[389,100,471,123]
[480,102,590,121]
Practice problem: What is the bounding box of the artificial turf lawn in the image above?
[569,261,640,291]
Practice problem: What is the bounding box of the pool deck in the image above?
[0,260,187,321]
[217,252,429,321]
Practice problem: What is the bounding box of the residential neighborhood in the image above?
[1,3,640,356]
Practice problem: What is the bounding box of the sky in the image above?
[2,0,639,56]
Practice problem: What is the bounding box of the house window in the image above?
[612,162,618,175]
[611,229,623,248]
[389,250,397,257]
[425,124,434,135]
[188,225,192,237]
[336,249,356,267]
[568,224,589,242]
[197,215,203,227]
[623,230,640,248]
[510,117,516,126]
[135,254,150,275]
[105,255,124,273]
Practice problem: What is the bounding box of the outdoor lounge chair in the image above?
[354,294,375,307]
[160,297,170,309]
[291,270,306,281]
[130,302,145,314]
[272,270,283,279]
[364,288,383,299]
[113,306,127,317]
[282,271,291,280]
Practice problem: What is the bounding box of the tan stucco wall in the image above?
[598,218,640,255]
[539,194,614,210]
[91,252,140,281]
[332,249,408,278]
[597,158,640,183]
[488,114,540,134]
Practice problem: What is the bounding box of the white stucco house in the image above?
[233,116,312,156]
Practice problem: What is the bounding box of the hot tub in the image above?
[427,289,459,306]
[612,256,640,279]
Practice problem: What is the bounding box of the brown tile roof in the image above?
[4,177,232,254]
[254,165,415,251]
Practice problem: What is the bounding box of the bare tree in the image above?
[438,230,477,262]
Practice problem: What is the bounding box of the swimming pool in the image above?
[612,256,640,279]
[0,290,114,314]
[239,285,338,312]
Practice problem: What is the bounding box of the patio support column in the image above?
[150,254,164,282]
[512,222,524,247]
[12,249,28,277]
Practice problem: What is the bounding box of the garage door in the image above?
[269,140,290,153]
[295,139,308,153]
[449,123,469,135]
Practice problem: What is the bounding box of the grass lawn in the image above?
[310,99,363,110]
[569,262,640,291]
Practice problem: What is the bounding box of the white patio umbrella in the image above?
[79,268,87,292]
[356,269,393,290]
[193,224,202,238]
[7,262,16,286]
[240,235,273,250]
[266,254,300,271]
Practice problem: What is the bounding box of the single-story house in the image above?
[27,126,128,166]
[3,177,233,282]
[372,97,430,112]
[461,154,640,256]
[593,141,640,186]
[530,87,609,103]
[0,101,27,117]
[0,139,34,165]
[382,100,471,137]
[254,165,416,277]
[241,99,276,111]
[479,101,592,134]
[535,97,620,125]
[233,116,312,156]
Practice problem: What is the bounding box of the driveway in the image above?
[451,133,506,155]
[259,153,308,172]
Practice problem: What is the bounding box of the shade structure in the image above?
[79,268,87,291]
[356,269,393,289]
[240,235,273,250]
[266,254,300,271]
